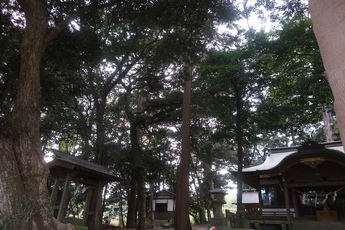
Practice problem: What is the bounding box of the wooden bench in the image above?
[262,209,295,218]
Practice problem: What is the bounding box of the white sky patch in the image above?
[219,168,237,195]
[218,0,273,34]
[44,152,55,163]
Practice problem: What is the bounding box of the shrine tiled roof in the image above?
[243,141,344,173]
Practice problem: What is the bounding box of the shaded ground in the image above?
[152,225,209,230]
[103,225,210,230]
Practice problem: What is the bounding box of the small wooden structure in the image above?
[151,190,176,226]
[240,189,260,217]
[48,149,122,229]
[234,140,345,230]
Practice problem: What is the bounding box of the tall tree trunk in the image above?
[136,168,146,230]
[126,175,138,228]
[309,0,345,148]
[95,98,106,165]
[0,1,73,229]
[119,191,125,227]
[126,122,146,229]
[204,161,214,223]
[235,92,245,228]
[174,78,192,230]
[322,105,336,142]
[191,160,207,224]
[149,182,154,225]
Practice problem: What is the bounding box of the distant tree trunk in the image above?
[196,186,206,225]
[235,90,245,227]
[126,121,146,229]
[0,1,73,229]
[322,105,336,142]
[149,182,155,225]
[126,175,138,228]
[95,98,106,165]
[309,0,345,148]
[204,161,214,222]
[80,92,107,230]
[136,168,146,230]
[123,91,147,229]
[174,77,192,230]
[192,160,209,224]
[119,189,126,227]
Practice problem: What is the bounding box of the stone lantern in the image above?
[209,188,227,218]
[209,188,231,230]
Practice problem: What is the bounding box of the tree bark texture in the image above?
[0,1,73,229]
[126,175,138,228]
[235,91,245,228]
[126,121,146,229]
[174,79,192,230]
[322,105,336,142]
[235,95,243,207]
[309,0,345,149]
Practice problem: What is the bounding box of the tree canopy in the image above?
[0,0,338,229]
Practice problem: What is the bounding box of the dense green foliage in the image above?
[0,0,336,227]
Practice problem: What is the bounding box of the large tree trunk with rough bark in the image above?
[309,0,345,148]
[322,105,336,142]
[0,1,119,229]
[0,1,73,229]
[126,175,138,228]
[174,78,192,230]
[126,118,146,229]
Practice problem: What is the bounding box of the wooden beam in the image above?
[258,188,263,213]
[83,187,93,226]
[291,189,299,218]
[94,182,105,230]
[72,174,100,186]
[57,173,71,221]
[283,184,292,230]
[50,177,59,206]
[287,181,345,188]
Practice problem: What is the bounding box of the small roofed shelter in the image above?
[47,149,122,229]
[235,140,345,229]
[151,190,176,226]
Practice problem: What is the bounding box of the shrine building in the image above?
[150,190,176,226]
[238,140,345,230]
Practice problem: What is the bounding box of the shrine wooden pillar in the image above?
[94,182,105,230]
[291,189,299,217]
[83,187,93,226]
[50,177,61,218]
[258,187,263,216]
[283,183,292,230]
[50,177,59,205]
[82,183,105,230]
[57,173,71,221]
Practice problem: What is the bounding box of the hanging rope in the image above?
[290,185,345,204]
